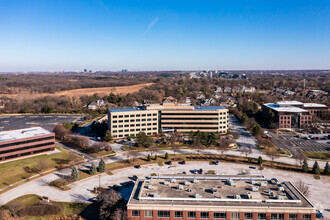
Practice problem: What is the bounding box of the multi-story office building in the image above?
[108,103,228,139]
[262,101,328,129]
[0,127,55,161]
[127,175,316,220]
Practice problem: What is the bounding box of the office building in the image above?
[0,127,55,161]
[127,175,316,220]
[262,101,328,129]
[108,103,228,139]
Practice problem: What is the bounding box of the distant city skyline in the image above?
[0,0,329,72]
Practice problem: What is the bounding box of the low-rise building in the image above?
[0,127,55,161]
[127,175,316,220]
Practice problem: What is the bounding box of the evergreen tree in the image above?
[312,161,320,174]
[302,159,309,173]
[258,156,263,164]
[99,159,106,173]
[71,166,79,181]
[324,162,329,175]
[90,163,97,175]
[154,154,158,160]
[104,130,113,142]
[147,154,151,162]
[165,152,169,160]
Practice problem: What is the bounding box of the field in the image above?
[0,146,81,190]
[303,151,330,160]
[0,82,154,99]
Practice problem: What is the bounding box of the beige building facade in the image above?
[108,103,228,139]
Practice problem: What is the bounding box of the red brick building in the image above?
[127,175,316,220]
[0,127,55,161]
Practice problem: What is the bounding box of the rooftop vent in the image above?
[260,182,267,187]
[234,194,241,199]
[178,184,184,190]
[251,186,259,192]
[184,181,191,186]
[194,194,202,198]
[170,178,176,183]
[147,185,154,189]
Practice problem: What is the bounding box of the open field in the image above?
[0,82,154,99]
[0,146,81,190]
[303,151,330,160]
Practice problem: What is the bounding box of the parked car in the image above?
[214,160,219,165]
[199,168,203,174]
[135,165,141,169]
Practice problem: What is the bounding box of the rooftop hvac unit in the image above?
[178,184,184,190]
[164,181,170,185]
[234,194,241,199]
[148,185,154,189]
[153,193,160,198]
[278,186,285,191]
[194,194,202,198]
[184,181,191,185]
[260,182,267,187]
[251,186,259,192]
[277,195,285,200]
[251,179,257,185]
[171,178,176,183]
[227,179,236,186]
[193,178,199,183]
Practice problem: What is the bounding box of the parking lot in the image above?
[0,114,84,132]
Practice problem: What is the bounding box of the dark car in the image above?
[132,175,138,181]
[135,165,141,169]
[199,168,203,174]
[214,160,219,165]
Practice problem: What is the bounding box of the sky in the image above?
[0,0,329,72]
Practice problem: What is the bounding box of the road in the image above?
[228,116,260,153]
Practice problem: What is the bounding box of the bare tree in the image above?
[217,139,231,155]
[293,152,306,167]
[193,141,205,154]
[266,147,280,165]
[241,146,252,158]
[172,144,180,155]
[295,181,310,197]
[53,124,70,140]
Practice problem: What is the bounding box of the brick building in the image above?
[0,127,55,161]
[127,175,316,220]
[262,101,328,129]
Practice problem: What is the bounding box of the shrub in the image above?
[258,156,263,164]
[147,154,151,162]
[312,161,320,174]
[207,170,215,174]
[90,163,97,175]
[71,166,79,181]
[247,157,252,163]
[324,162,329,175]
[18,202,62,217]
[165,152,169,160]
[151,173,157,176]
[99,159,106,172]
[302,159,309,173]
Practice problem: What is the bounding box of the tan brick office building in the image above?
[0,127,55,161]
[108,103,228,139]
[127,175,316,220]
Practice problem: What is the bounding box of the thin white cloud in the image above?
[145,17,160,33]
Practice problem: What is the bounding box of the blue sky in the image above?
[0,0,329,71]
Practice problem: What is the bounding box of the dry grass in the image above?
[0,83,154,99]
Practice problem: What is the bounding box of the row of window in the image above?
[280,116,291,119]
[113,127,157,133]
[112,113,157,118]
[112,123,157,128]
[0,142,54,154]
[131,210,310,220]
[162,126,227,130]
[0,136,54,148]
[113,118,157,123]
[113,132,157,138]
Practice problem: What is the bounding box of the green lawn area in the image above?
[0,146,81,189]
[303,151,330,160]
[4,194,97,220]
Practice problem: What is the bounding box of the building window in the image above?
[142,114,146,117]
[188,212,196,218]
[119,120,123,123]
[136,114,141,117]
[147,114,151,116]
[302,214,311,220]
[158,211,170,218]
[130,119,135,122]
[153,113,157,116]
[153,118,157,121]
[200,212,209,219]
[245,213,253,220]
[271,213,284,220]
[258,213,267,220]
[113,115,118,118]
[130,114,135,117]
[119,115,123,118]
[124,125,129,127]
[113,125,117,128]
[136,119,141,122]
[214,212,226,219]
[125,115,129,118]
[142,119,146,121]
[132,210,140,217]
[145,210,152,217]
[113,120,117,123]
[231,213,240,219]
[175,211,183,218]
[289,214,297,220]
[119,125,123,128]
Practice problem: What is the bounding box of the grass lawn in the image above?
[92,150,115,157]
[3,194,97,220]
[0,146,81,189]
[303,151,330,160]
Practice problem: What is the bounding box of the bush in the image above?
[324,162,329,175]
[151,173,157,176]
[99,159,106,172]
[258,156,263,164]
[165,152,169,160]
[247,157,252,163]
[18,202,62,217]
[207,170,215,174]
[157,161,163,166]
[312,161,320,174]
[302,159,309,173]
[147,154,151,162]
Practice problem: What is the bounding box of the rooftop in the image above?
[275,101,304,106]
[128,175,314,209]
[109,105,226,113]
[0,127,52,142]
[303,103,327,108]
[264,103,308,113]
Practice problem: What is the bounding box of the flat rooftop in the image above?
[0,127,52,142]
[109,105,226,113]
[128,175,314,209]
[264,103,308,113]
[303,103,327,108]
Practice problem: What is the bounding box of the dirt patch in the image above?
[0,83,154,99]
